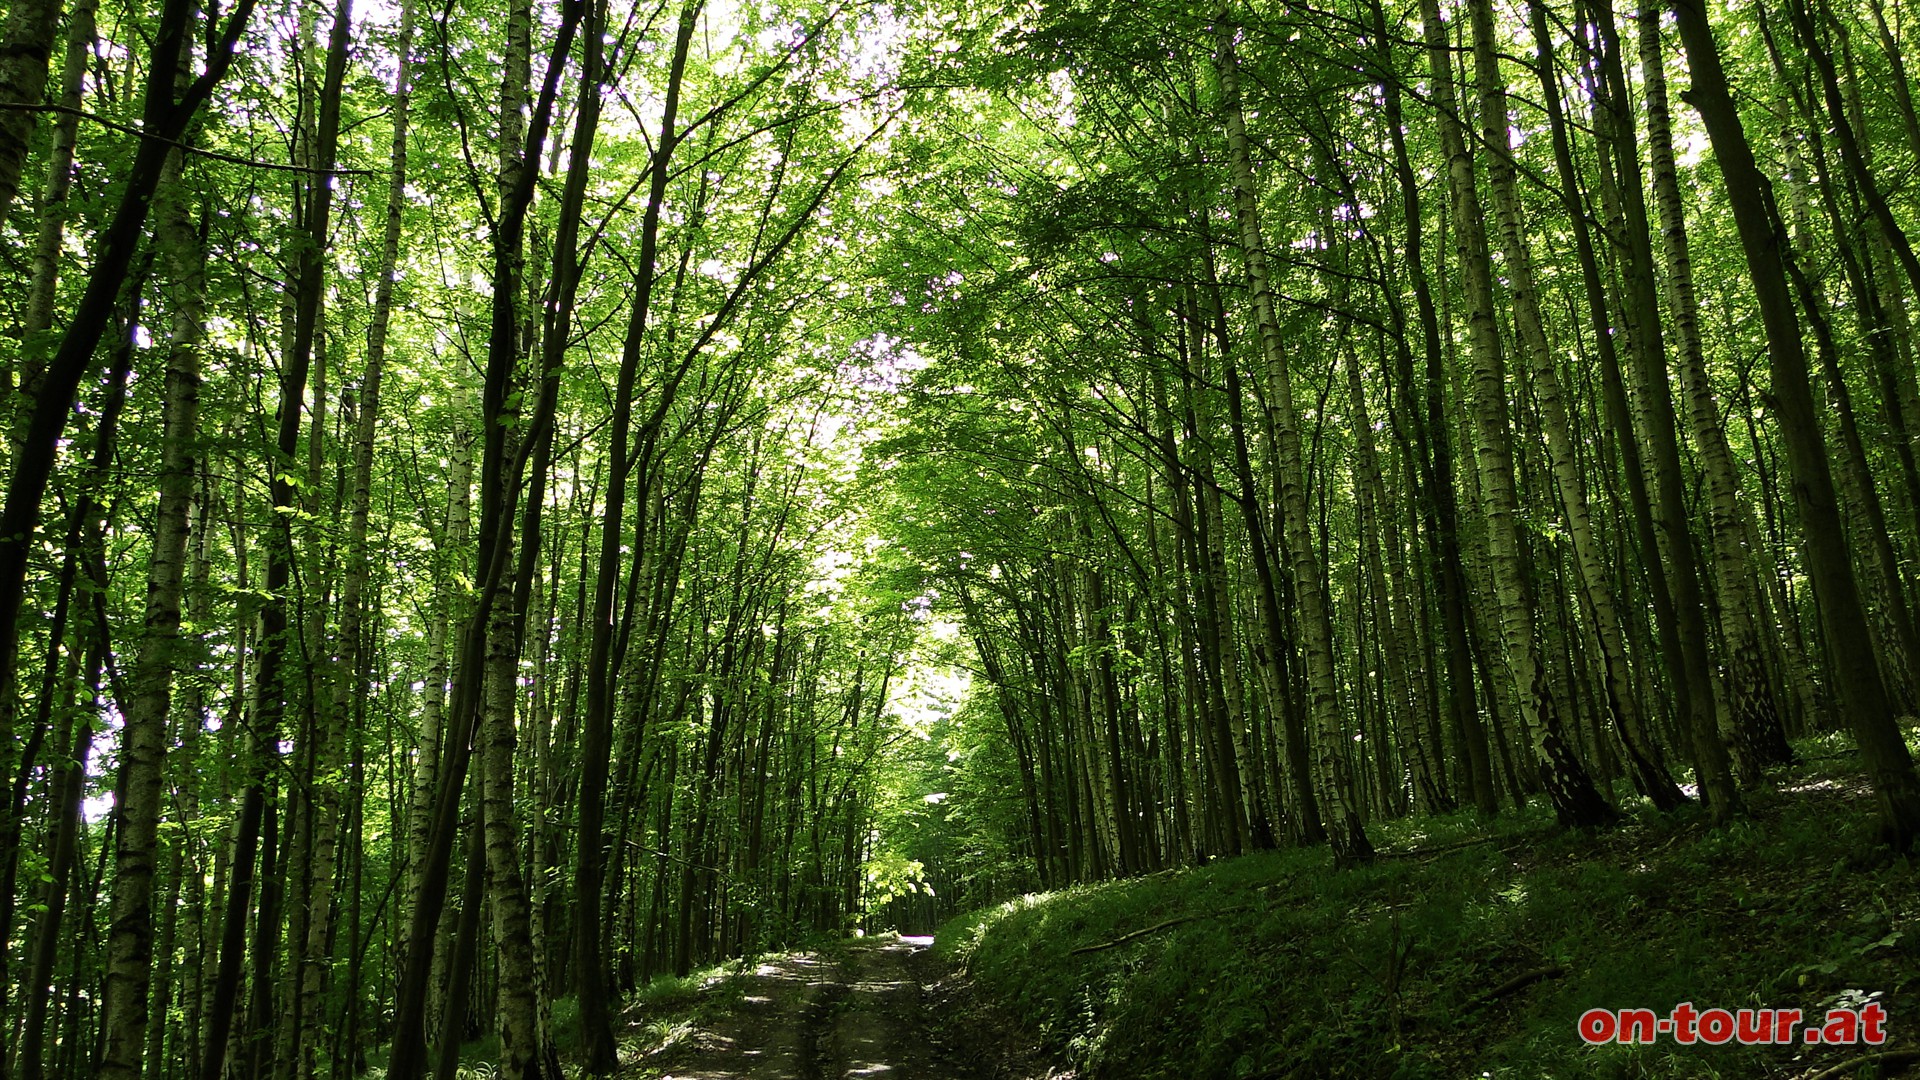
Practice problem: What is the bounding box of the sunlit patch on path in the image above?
[642,936,1004,1079]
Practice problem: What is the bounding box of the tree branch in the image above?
[0,101,377,175]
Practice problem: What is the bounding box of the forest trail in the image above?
[649,936,1011,1080]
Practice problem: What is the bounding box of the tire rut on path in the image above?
[647,936,1001,1080]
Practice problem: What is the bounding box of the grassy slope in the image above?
[936,745,1920,1079]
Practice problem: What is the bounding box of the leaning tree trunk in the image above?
[96,139,205,1080]
[16,320,133,1080]
[0,0,255,839]
[1671,0,1920,851]
[1636,2,1793,773]
[1423,0,1616,828]
[1492,0,1687,813]
[1213,9,1373,862]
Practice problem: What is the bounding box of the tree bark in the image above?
[9,0,93,409]
[1502,0,1687,812]
[1636,3,1794,774]
[1424,0,1616,828]
[96,138,205,1080]
[1671,0,1920,850]
[1214,9,1374,862]
[0,0,62,222]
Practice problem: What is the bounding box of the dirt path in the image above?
[642,935,1037,1079]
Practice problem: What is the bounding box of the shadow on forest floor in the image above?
[614,934,1061,1079]
[934,735,1920,1079]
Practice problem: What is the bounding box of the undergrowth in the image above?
[936,746,1920,1079]
[593,958,754,1072]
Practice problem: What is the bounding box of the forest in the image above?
[2,0,1920,1074]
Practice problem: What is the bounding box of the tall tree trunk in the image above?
[1587,0,1743,818]
[96,141,205,1080]
[576,0,696,1064]
[385,0,580,1071]
[1424,0,1616,828]
[0,0,255,849]
[1636,2,1794,773]
[0,0,93,1041]
[282,3,356,1075]
[1501,0,1688,812]
[1671,0,1920,850]
[482,558,562,1080]
[1214,9,1373,862]
[9,0,93,411]
[1366,0,1489,815]
[295,3,414,1075]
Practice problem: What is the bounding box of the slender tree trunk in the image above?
[1424,0,1616,828]
[1672,0,1920,850]
[9,0,93,411]
[294,5,413,1077]
[0,0,255,847]
[385,0,580,1071]
[11,355,131,1072]
[1501,0,1688,812]
[577,0,696,1062]
[17,640,97,1080]
[96,142,205,1080]
[1587,0,1743,818]
[482,556,562,1080]
[1365,0,1488,815]
[1214,9,1373,861]
[1636,3,1794,773]
[1346,337,1439,812]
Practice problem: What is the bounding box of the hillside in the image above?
[937,752,1920,1080]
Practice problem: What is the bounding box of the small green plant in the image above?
[938,757,1920,1079]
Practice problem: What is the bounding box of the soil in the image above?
[631,935,1060,1080]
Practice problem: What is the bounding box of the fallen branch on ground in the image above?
[1469,966,1566,1008]
[1799,1049,1920,1080]
[1377,835,1504,859]
[1069,906,1256,956]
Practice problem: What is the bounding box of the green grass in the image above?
[597,957,757,1069]
[936,753,1920,1079]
